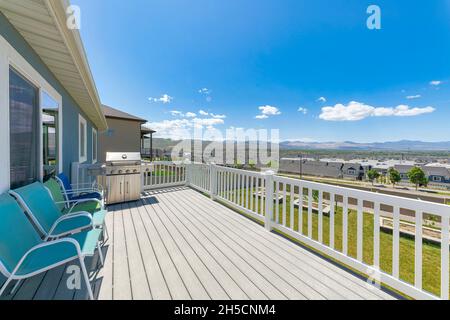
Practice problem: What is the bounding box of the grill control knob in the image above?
[126,170,130,173]
[118,170,123,174]
[133,169,138,173]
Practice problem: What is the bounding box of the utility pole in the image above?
[298,153,303,179]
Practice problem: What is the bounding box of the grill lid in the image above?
[106,152,142,163]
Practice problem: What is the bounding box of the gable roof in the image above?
[0,0,108,130]
[102,105,147,123]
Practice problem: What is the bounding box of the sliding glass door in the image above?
[9,67,40,189]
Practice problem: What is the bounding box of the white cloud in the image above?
[406,95,421,100]
[198,88,212,95]
[149,94,173,104]
[149,116,225,140]
[199,110,209,116]
[317,97,327,103]
[298,107,308,115]
[211,113,226,119]
[319,101,435,121]
[192,117,224,128]
[255,105,281,119]
[430,80,442,86]
[170,110,184,116]
[185,112,196,118]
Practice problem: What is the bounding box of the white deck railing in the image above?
[141,161,187,190]
[142,162,450,300]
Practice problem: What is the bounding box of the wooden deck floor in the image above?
[1,187,397,300]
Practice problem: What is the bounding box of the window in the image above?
[9,67,40,189]
[79,115,87,162]
[92,128,98,163]
[347,169,356,175]
[41,91,60,180]
[432,176,442,182]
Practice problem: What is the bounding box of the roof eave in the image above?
[45,0,108,131]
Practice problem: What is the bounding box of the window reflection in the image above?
[41,91,59,181]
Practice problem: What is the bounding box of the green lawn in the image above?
[220,188,447,298]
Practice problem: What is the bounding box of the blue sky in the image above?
[73,0,450,142]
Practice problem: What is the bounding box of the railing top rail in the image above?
[273,174,450,216]
[142,161,186,166]
[214,165,263,178]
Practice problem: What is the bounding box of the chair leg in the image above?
[0,277,13,297]
[97,242,104,267]
[79,256,94,300]
[9,279,22,295]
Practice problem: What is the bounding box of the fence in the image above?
[141,161,186,190]
[186,163,450,300]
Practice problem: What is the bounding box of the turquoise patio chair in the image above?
[0,193,101,300]
[44,178,108,240]
[9,182,100,241]
[55,173,104,203]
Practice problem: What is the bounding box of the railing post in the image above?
[185,162,191,187]
[209,163,217,200]
[264,170,275,232]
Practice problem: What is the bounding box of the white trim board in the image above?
[0,34,63,193]
[92,127,98,164]
[78,114,87,163]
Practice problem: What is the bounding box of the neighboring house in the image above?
[0,3,108,193]
[98,105,155,163]
[423,164,450,188]
[394,164,418,182]
[342,163,365,180]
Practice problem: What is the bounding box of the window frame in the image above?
[0,34,63,192]
[79,115,87,163]
[92,127,98,163]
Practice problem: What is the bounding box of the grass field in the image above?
[222,189,448,298]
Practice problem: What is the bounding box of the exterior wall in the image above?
[98,118,142,163]
[0,13,97,191]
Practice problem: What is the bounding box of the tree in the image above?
[407,167,428,190]
[248,160,256,170]
[388,167,401,187]
[367,169,380,185]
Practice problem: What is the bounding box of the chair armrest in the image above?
[48,213,93,239]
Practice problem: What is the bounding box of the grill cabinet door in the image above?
[107,175,125,204]
[124,174,141,202]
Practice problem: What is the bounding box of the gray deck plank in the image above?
[136,196,191,300]
[154,193,250,300]
[143,197,211,300]
[112,204,132,299]
[181,188,395,300]
[149,196,231,300]
[96,205,115,300]
[161,190,313,300]
[128,201,172,300]
[33,266,65,300]
[162,190,337,300]
[13,273,46,300]
[148,191,287,300]
[122,202,152,299]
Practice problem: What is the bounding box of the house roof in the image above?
[102,105,147,123]
[0,0,108,130]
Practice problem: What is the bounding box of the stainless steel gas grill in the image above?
[105,152,142,204]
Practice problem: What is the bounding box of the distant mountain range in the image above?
[279,140,450,151]
[151,138,450,152]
